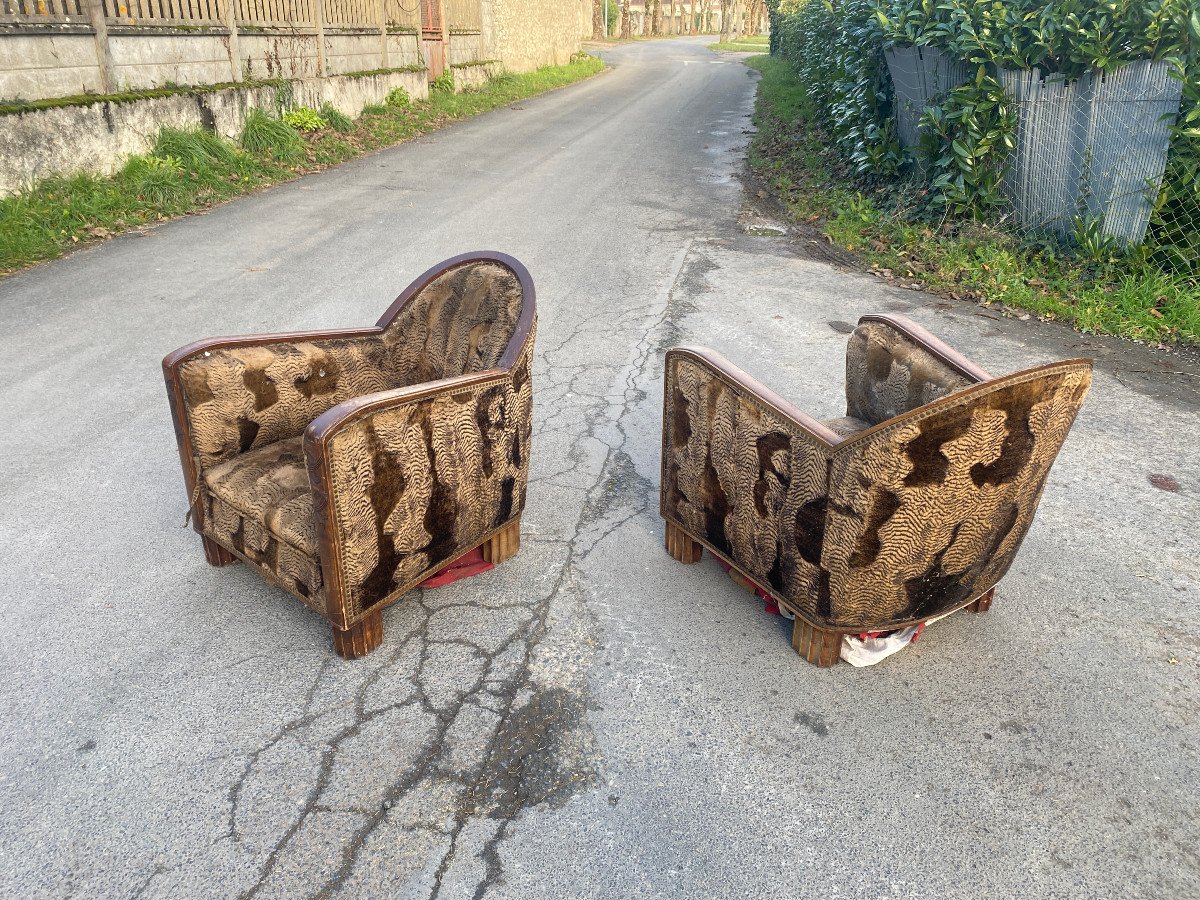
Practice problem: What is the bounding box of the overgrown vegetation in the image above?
[0,56,604,274]
[747,54,1199,344]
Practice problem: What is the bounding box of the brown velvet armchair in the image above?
[660,314,1092,666]
[164,252,536,658]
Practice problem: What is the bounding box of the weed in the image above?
[318,102,353,133]
[282,106,328,132]
[239,109,304,162]
[384,87,411,108]
[430,72,454,94]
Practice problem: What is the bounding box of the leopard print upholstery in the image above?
[845,319,979,425]
[319,335,534,622]
[661,324,1092,632]
[165,256,535,634]
[177,261,523,472]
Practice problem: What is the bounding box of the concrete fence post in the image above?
[86,0,115,93]
[378,0,390,68]
[223,0,243,82]
[314,0,328,76]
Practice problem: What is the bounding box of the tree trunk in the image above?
[719,0,731,41]
[593,0,605,39]
[620,0,631,39]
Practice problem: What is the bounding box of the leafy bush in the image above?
[919,70,1016,217]
[430,71,454,94]
[239,109,305,162]
[384,87,411,108]
[281,106,327,132]
[769,0,902,180]
[318,102,354,133]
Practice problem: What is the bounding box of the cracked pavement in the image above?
[2,37,1198,899]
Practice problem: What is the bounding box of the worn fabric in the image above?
[822,361,1092,628]
[203,436,324,611]
[661,345,1092,632]
[821,415,872,439]
[178,261,524,471]
[321,334,536,621]
[845,320,977,426]
[661,354,833,612]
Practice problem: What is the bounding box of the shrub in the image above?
[430,71,454,94]
[281,106,327,132]
[239,109,305,162]
[384,87,411,108]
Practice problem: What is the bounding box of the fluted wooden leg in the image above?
[333,609,384,659]
[968,587,995,613]
[792,618,842,667]
[665,521,702,564]
[202,535,236,567]
[482,517,521,566]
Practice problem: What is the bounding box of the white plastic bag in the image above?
[839,626,921,667]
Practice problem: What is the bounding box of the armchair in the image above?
[660,314,1092,666]
[163,252,536,658]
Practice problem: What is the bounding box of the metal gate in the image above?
[421,0,446,80]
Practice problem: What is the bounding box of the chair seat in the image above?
[203,437,324,606]
[821,415,872,438]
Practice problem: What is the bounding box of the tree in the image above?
[620,0,631,38]
[719,0,732,41]
[593,0,605,39]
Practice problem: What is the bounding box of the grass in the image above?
[709,35,770,52]
[744,54,1200,346]
[0,55,604,275]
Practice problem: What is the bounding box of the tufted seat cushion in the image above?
[203,437,324,608]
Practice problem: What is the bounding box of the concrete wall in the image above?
[482,0,584,73]
[0,68,427,195]
[0,26,425,101]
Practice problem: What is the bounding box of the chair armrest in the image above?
[304,365,532,628]
[162,327,387,525]
[660,346,839,619]
[846,314,993,425]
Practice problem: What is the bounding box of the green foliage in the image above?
[385,87,411,108]
[606,0,619,34]
[239,109,305,161]
[281,106,327,132]
[769,0,902,180]
[747,51,1200,344]
[361,103,388,115]
[1147,20,1200,270]
[919,69,1016,216]
[152,127,238,169]
[318,102,354,133]
[430,71,455,94]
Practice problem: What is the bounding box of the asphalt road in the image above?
[1,37,1197,899]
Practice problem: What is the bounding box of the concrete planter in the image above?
[884,44,972,151]
[998,60,1183,246]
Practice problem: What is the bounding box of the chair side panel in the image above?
[661,355,831,620]
[323,329,535,623]
[824,362,1092,628]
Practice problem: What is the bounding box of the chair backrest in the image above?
[817,359,1093,629]
[845,316,991,425]
[380,256,530,385]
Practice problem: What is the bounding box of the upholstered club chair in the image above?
[163,252,536,658]
[660,314,1092,667]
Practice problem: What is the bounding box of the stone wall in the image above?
[482,0,584,72]
[0,68,428,195]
